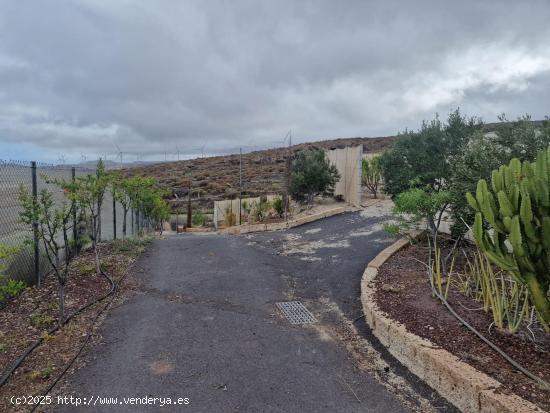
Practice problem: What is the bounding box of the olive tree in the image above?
[289,149,340,204]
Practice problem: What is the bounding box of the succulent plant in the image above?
[466,147,550,325]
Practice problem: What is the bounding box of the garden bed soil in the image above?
[0,239,148,412]
[375,238,550,412]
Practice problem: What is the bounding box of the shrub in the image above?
[0,244,25,301]
[380,110,482,238]
[389,187,451,245]
[224,206,236,227]
[192,210,206,226]
[380,110,482,197]
[289,149,340,204]
[449,118,550,236]
[272,197,284,218]
[0,278,26,301]
[252,199,270,222]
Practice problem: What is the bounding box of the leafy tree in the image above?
[62,159,109,275]
[362,156,382,198]
[122,176,170,234]
[151,195,171,234]
[449,117,550,236]
[385,187,451,246]
[19,187,75,325]
[289,149,340,204]
[112,175,137,239]
[380,110,482,197]
[380,109,482,238]
[494,114,550,160]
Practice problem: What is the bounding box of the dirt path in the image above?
[55,211,456,412]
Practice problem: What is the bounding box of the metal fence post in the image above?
[112,189,117,240]
[31,161,40,286]
[72,167,78,256]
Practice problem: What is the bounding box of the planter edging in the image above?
[361,234,544,413]
[218,206,349,235]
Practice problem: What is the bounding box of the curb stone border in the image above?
[360,235,545,413]
[218,206,349,235]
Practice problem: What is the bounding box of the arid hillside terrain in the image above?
[123,136,396,209]
[123,120,547,210]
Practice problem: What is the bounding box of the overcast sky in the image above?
[1,0,549,163]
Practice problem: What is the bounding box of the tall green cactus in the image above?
[466,147,550,326]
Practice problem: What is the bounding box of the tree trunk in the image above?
[122,209,128,240]
[58,281,65,326]
[93,242,101,275]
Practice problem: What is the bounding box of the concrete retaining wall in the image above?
[218,206,348,235]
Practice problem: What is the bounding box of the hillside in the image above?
[123,135,397,209]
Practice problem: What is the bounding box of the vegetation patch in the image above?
[377,111,550,411]
[374,238,549,411]
[0,239,149,412]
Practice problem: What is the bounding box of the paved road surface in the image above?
[59,210,455,412]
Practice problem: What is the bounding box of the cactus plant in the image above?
[466,147,550,326]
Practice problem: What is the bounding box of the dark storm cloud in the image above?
[0,0,549,161]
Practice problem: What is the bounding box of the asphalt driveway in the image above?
[58,210,455,412]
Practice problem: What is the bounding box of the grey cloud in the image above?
[0,0,549,161]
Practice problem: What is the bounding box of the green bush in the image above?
[252,199,270,222]
[388,187,451,243]
[449,117,550,236]
[289,149,340,204]
[192,210,206,226]
[0,244,25,301]
[272,197,284,218]
[380,109,482,236]
[0,278,26,301]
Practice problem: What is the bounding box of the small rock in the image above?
[380,283,402,293]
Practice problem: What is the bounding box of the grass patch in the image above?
[30,366,53,381]
[29,313,54,329]
[110,236,154,258]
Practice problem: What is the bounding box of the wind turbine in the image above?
[114,144,124,169]
[58,154,66,165]
[176,146,181,161]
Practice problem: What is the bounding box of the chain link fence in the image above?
[0,160,143,286]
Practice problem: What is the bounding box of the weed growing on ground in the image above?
[30,366,53,381]
[29,313,54,329]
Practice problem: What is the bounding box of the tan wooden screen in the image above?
[325,145,362,206]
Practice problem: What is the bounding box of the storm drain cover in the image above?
[276,301,317,324]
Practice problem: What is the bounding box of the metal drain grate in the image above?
[276,301,317,324]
